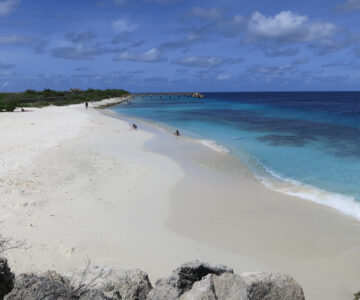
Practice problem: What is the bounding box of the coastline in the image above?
[0,100,359,299]
[109,102,360,221]
[110,108,360,300]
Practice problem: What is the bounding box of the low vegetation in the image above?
[0,88,129,112]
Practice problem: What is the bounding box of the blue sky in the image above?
[0,0,360,92]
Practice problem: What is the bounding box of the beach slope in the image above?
[1,101,360,300]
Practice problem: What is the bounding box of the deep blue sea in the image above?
[111,92,360,219]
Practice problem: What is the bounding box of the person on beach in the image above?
[175,129,180,136]
[132,123,138,130]
[85,102,88,109]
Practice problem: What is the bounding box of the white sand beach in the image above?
[1,100,360,300]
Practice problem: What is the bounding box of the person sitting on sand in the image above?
[132,123,138,130]
[21,108,25,112]
[175,129,180,136]
[85,102,88,109]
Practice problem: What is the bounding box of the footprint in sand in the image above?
[58,244,76,257]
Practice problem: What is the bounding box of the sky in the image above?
[0,0,360,92]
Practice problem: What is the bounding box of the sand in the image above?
[1,100,360,300]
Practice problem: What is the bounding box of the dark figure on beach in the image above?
[132,123,138,130]
[175,129,180,136]
[85,102,88,109]
[21,108,25,112]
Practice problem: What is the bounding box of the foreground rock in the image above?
[179,272,247,300]
[354,291,360,300]
[5,269,153,300]
[0,259,14,299]
[2,260,306,300]
[147,260,233,299]
[94,269,152,300]
[4,272,73,300]
[242,272,305,300]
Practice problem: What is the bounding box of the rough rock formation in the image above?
[242,272,305,300]
[4,272,73,300]
[179,272,247,300]
[1,260,307,300]
[94,269,152,300]
[0,259,14,299]
[147,260,233,300]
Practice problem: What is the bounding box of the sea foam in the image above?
[256,165,360,220]
[199,139,229,154]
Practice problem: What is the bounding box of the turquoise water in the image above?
[111,92,360,219]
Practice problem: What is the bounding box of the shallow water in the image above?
[111,92,360,219]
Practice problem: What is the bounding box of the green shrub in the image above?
[4,100,18,112]
[0,89,129,108]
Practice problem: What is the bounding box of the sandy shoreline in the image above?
[1,100,360,299]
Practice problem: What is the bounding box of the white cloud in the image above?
[0,0,20,17]
[144,0,180,3]
[112,18,137,33]
[115,0,181,4]
[115,48,165,62]
[0,34,35,45]
[173,56,243,68]
[188,6,224,19]
[247,11,337,43]
[52,45,113,60]
[174,56,226,68]
[217,73,230,80]
[337,0,360,11]
[1,81,9,89]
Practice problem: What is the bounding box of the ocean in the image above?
[110,92,360,219]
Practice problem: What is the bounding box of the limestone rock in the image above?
[146,282,178,300]
[179,274,216,300]
[4,273,72,300]
[213,272,248,300]
[242,272,305,300]
[147,260,233,299]
[179,272,247,300]
[79,289,110,299]
[0,258,14,299]
[97,269,152,300]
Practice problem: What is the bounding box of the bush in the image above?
[0,89,129,109]
[4,100,18,112]
[0,94,18,112]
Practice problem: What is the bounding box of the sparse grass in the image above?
[0,236,26,256]
[40,259,105,300]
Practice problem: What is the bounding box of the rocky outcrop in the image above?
[0,259,14,299]
[1,260,306,300]
[179,272,247,300]
[5,269,152,300]
[147,260,233,299]
[242,272,305,300]
[4,272,73,300]
[94,269,152,300]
